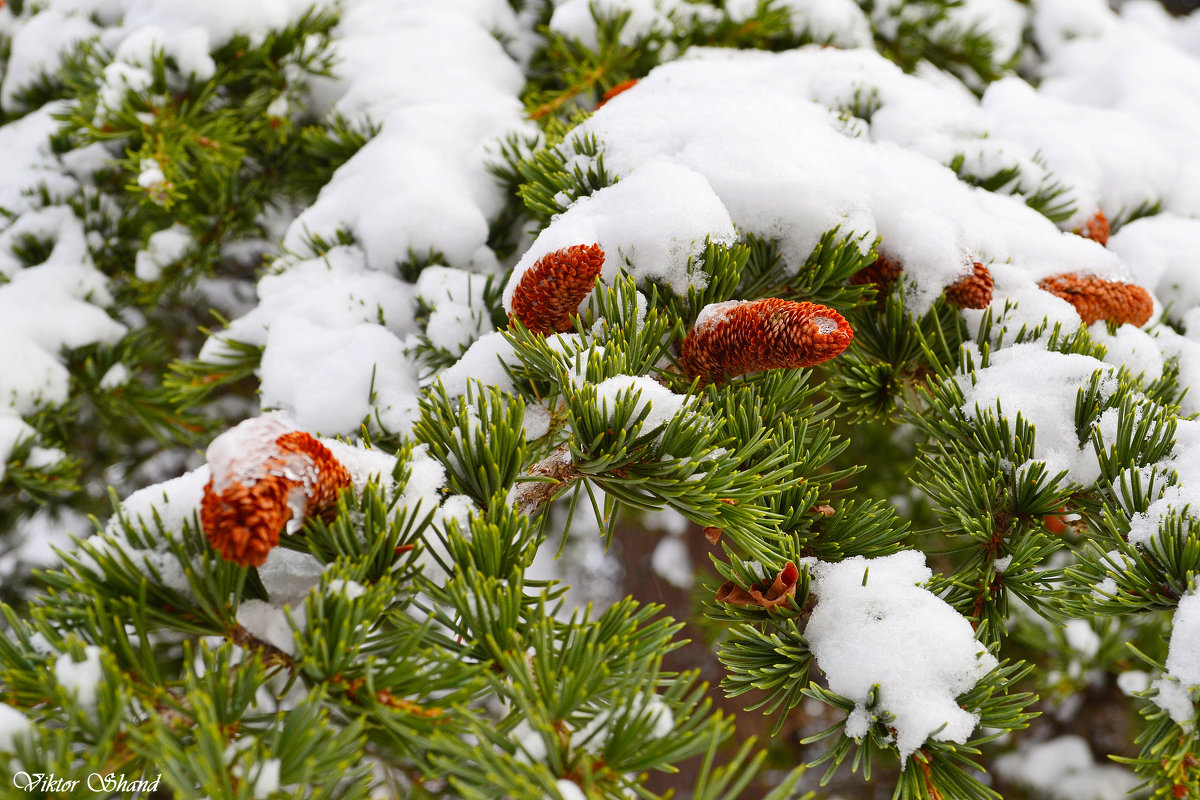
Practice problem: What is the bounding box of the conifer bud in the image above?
[944,262,994,309]
[1037,273,1154,327]
[1074,210,1110,246]
[715,562,800,610]
[679,298,853,384]
[509,244,605,335]
[201,416,351,567]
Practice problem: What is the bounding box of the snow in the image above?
[1116,670,1150,697]
[205,413,307,494]
[650,536,692,589]
[1153,589,1200,727]
[134,224,193,282]
[548,0,676,50]
[249,758,281,799]
[554,780,587,800]
[327,579,366,600]
[259,316,420,435]
[54,645,104,711]
[237,599,301,656]
[502,159,736,310]
[1090,322,1164,382]
[1062,619,1100,660]
[1123,418,1200,549]
[591,375,691,441]
[0,703,33,753]
[99,363,131,390]
[959,344,1117,485]
[0,10,100,112]
[805,551,998,761]
[6,0,1200,786]
[1109,214,1200,321]
[204,244,421,436]
[560,47,1125,314]
[286,0,527,272]
[993,735,1140,800]
[436,331,519,398]
[105,465,211,537]
[728,0,872,47]
[318,437,398,493]
[0,102,82,216]
[257,548,325,606]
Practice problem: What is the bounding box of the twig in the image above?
[510,442,581,516]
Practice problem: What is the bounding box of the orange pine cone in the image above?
[1037,273,1153,327]
[509,244,605,335]
[849,253,904,295]
[944,262,994,309]
[200,419,351,567]
[1074,211,1110,246]
[679,298,854,384]
[597,78,639,109]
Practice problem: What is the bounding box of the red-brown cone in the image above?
[944,262,994,309]
[679,298,854,384]
[596,79,639,109]
[1074,211,1110,246]
[1037,273,1154,327]
[849,253,904,295]
[201,428,351,567]
[716,562,800,610]
[509,244,605,335]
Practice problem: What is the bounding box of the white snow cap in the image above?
[55,645,105,711]
[805,551,998,761]
[563,46,1126,314]
[502,159,735,311]
[591,375,691,440]
[0,703,33,753]
[959,344,1116,485]
[1153,589,1200,727]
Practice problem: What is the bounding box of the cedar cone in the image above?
[201,428,351,567]
[596,78,639,109]
[944,262,994,309]
[679,298,854,384]
[715,562,800,610]
[509,244,605,335]
[1074,210,1110,246]
[1037,273,1153,327]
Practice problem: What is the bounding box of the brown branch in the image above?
[510,442,581,516]
[228,623,296,671]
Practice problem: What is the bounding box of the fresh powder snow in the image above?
[805,551,998,760]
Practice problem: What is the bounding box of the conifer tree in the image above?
[3,2,1200,800]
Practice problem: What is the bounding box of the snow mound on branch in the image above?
[805,551,998,761]
[54,645,104,712]
[560,46,1126,315]
[286,0,529,271]
[592,375,691,441]
[958,344,1115,485]
[503,160,735,309]
[1153,589,1200,727]
[199,0,530,438]
[1123,418,1200,550]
